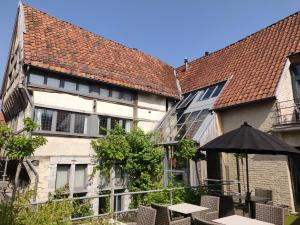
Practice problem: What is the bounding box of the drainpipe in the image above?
[25,159,38,201]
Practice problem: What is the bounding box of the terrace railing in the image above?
[31,182,239,222]
[273,99,300,127]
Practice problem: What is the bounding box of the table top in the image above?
[213,215,274,225]
[168,203,209,214]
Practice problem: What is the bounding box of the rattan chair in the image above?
[192,195,220,221]
[193,218,219,225]
[151,203,191,225]
[126,206,157,225]
[255,188,273,204]
[255,203,284,225]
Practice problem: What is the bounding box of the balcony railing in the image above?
[273,99,300,127]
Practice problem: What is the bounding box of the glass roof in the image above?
[156,81,225,144]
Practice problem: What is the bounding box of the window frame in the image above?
[28,72,135,104]
[34,107,90,136]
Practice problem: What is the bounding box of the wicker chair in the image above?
[151,203,191,225]
[193,218,219,225]
[255,203,284,225]
[192,195,220,221]
[255,188,273,204]
[126,206,157,225]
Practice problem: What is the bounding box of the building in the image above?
[1,3,300,212]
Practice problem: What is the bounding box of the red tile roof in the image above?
[176,11,300,110]
[22,5,179,99]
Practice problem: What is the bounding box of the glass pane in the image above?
[78,83,90,94]
[186,109,210,138]
[56,111,71,132]
[90,85,100,95]
[294,65,300,76]
[111,90,119,99]
[35,108,53,131]
[74,114,87,134]
[64,80,77,91]
[211,83,225,98]
[100,87,110,98]
[29,73,44,85]
[56,165,70,190]
[111,117,120,129]
[74,164,86,189]
[99,116,108,135]
[177,92,197,109]
[201,86,216,100]
[197,90,206,101]
[119,91,133,102]
[125,120,132,132]
[47,77,60,88]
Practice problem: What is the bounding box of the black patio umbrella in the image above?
[198,122,300,200]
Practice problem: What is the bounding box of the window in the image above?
[29,73,45,85]
[64,80,77,91]
[111,117,120,129]
[74,164,87,191]
[99,116,132,135]
[56,165,70,190]
[55,164,87,192]
[186,109,209,138]
[211,83,225,98]
[111,90,119,100]
[47,77,61,88]
[100,87,110,98]
[119,91,133,102]
[177,92,197,109]
[56,111,71,132]
[202,86,216,100]
[78,83,90,94]
[74,114,87,134]
[99,116,108,135]
[121,119,132,132]
[90,85,100,96]
[35,108,54,131]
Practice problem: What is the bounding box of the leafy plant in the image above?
[2,118,47,160]
[176,139,197,160]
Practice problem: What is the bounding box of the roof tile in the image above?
[176,11,300,109]
[22,5,179,99]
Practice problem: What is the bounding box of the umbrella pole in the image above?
[245,153,250,198]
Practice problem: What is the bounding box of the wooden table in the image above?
[213,215,274,225]
[168,203,209,215]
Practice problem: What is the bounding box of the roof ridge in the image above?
[177,9,300,69]
[22,3,174,70]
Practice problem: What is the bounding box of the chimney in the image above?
[205,51,209,56]
[184,57,188,71]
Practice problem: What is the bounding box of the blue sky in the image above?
[1,0,300,83]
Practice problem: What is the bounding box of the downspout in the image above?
[23,65,38,201]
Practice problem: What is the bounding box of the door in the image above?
[289,153,300,211]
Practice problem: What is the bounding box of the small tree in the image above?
[91,126,164,209]
[0,118,47,199]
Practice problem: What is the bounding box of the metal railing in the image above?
[273,99,300,126]
[30,181,241,222]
